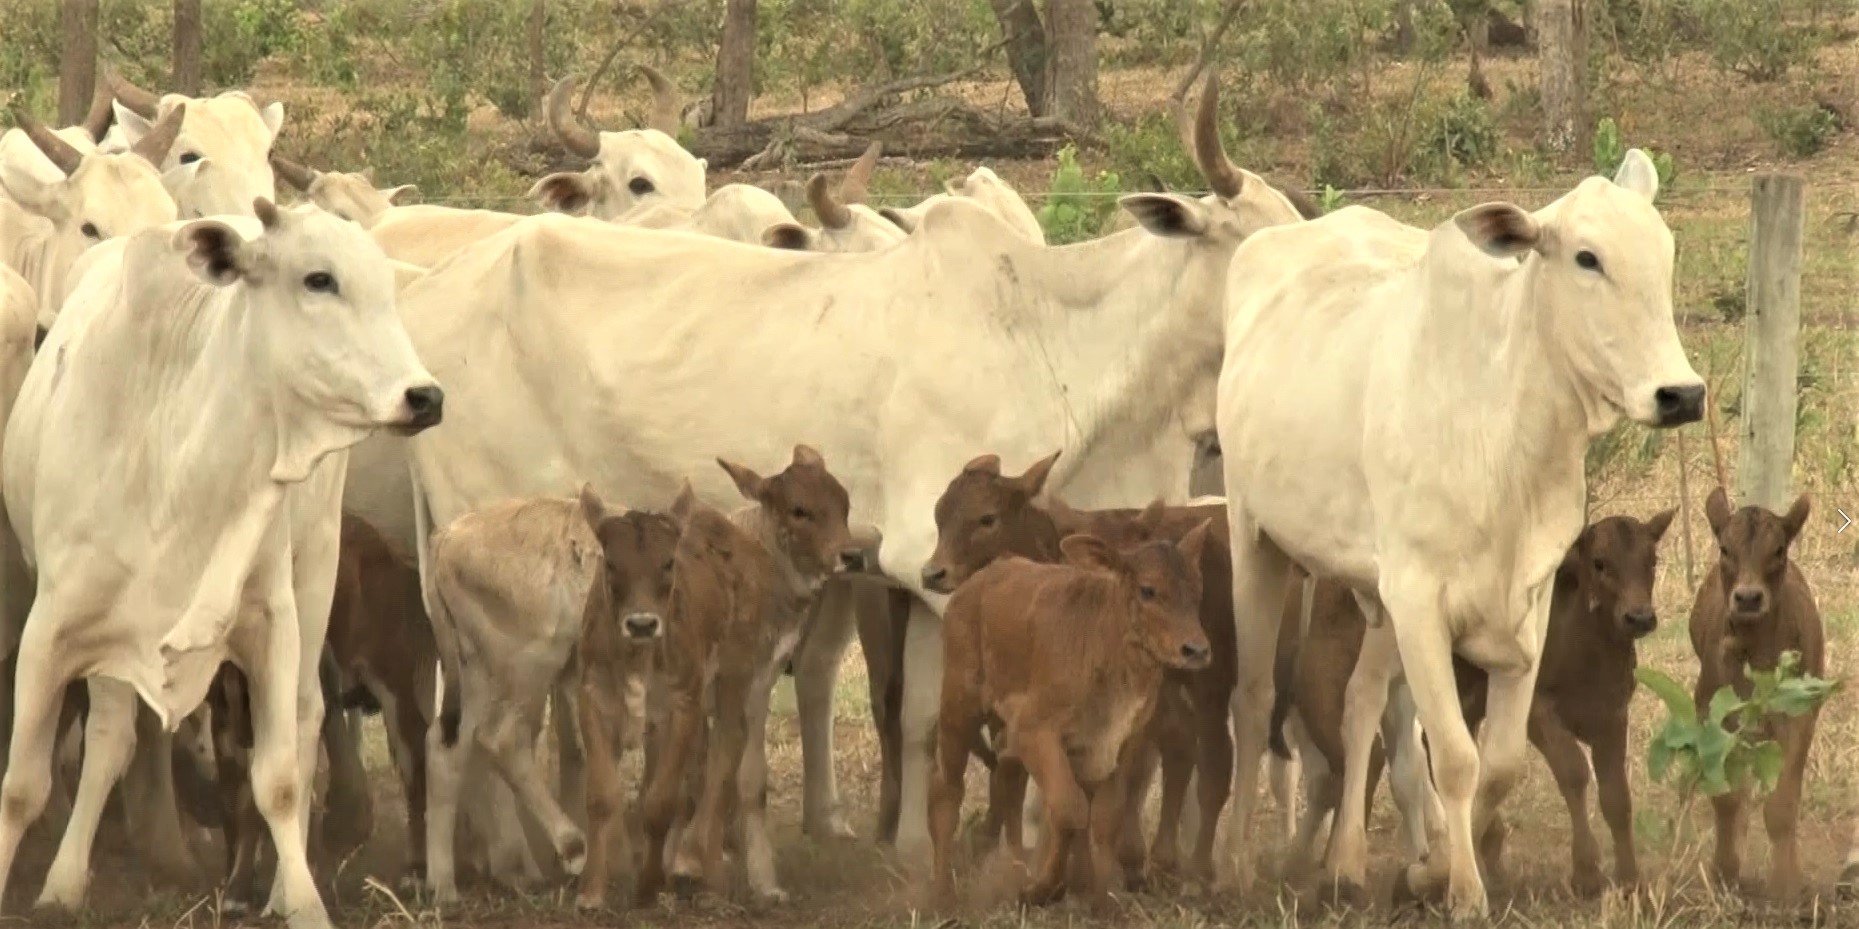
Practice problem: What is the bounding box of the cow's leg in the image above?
[36,677,138,910]
[0,616,67,910]
[894,596,943,868]
[795,583,860,841]
[1589,710,1637,890]
[1380,585,1489,920]
[1286,724,1336,880]
[1382,683,1439,860]
[1269,752,1298,841]
[123,706,201,888]
[739,669,786,902]
[859,588,908,844]
[1220,523,1294,891]
[245,612,332,929]
[1324,614,1398,904]
[477,696,585,877]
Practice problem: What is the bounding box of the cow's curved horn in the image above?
[130,102,186,166]
[269,152,319,191]
[806,173,850,230]
[1192,76,1243,200]
[638,64,681,136]
[839,141,881,204]
[105,62,161,119]
[79,69,115,142]
[12,106,84,176]
[546,76,601,159]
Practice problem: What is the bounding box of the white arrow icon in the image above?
[1839,509,1853,534]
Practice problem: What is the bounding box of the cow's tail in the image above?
[410,462,463,748]
[1267,573,1314,760]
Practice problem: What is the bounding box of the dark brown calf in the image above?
[1270,511,1673,894]
[635,445,863,904]
[922,452,1235,881]
[1456,510,1674,893]
[1689,488,1821,898]
[574,488,680,909]
[929,522,1212,905]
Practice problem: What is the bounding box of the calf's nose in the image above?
[920,564,950,592]
[622,613,662,638]
[1179,641,1211,667]
[1623,608,1657,636]
[1653,383,1705,426]
[404,384,445,428]
[1731,587,1767,614]
[838,549,868,573]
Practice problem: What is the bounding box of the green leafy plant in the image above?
[1037,145,1121,245]
[1636,651,1837,797]
[1318,184,1346,214]
[1759,103,1844,157]
[1592,117,1677,186]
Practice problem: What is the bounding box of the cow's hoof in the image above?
[428,886,461,910]
[1021,877,1066,907]
[560,833,589,877]
[807,812,858,842]
[1840,865,1859,900]
[753,886,791,905]
[669,872,704,898]
[1443,875,1489,922]
[1325,875,1371,910]
[1571,865,1605,898]
[575,892,608,911]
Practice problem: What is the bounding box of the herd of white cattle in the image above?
[0,53,1793,928]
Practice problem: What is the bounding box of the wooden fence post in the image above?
[1736,173,1807,512]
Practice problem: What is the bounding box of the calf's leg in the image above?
[37,677,138,910]
[858,588,908,844]
[636,690,703,904]
[576,682,626,909]
[1019,728,1086,906]
[1188,682,1234,879]
[477,697,586,877]
[1524,702,1601,895]
[1589,711,1638,889]
[1762,714,1817,898]
[739,667,787,902]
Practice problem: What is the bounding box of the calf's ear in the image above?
[1782,494,1811,543]
[172,219,254,286]
[1014,451,1060,499]
[578,483,609,533]
[1059,534,1119,574]
[716,458,766,501]
[669,480,697,522]
[1645,508,1677,544]
[1177,518,1211,565]
[1704,486,1732,538]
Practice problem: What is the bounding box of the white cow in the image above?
[529,68,705,220]
[0,106,184,325]
[382,78,1300,871]
[1214,150,1703,915]
[879,165,1045,244]
[758,143,907,253]
[104,65,284,218]
[0,78,116,189]
[272,153,418,228]
[0,200,441,928]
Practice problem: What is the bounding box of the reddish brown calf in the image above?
[574,488,680,909]
[635,446,863,904]
[1689,488,1822,898]
[929,521,1212,906]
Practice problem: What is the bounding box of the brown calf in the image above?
[573,487,681,909]
[1270,511,1673,894]
[635,445,867,905]
[1689,488,1821,898]
[921,451,1236,880]
[929,522,1213,905]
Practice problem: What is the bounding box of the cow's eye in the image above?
[178,151,201,165]
[303,272,338,294]
[80,222,101,240]
[978,514,998,528]
[1592,557,1606,572]
[661,557,675,573]
[1575,250,1601,272]
[628,177,654,195]
[790,506,810,521]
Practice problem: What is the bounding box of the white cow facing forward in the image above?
[1215,150,1703,915]
[0,200,440,928]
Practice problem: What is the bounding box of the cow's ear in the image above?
[1705,486,1732,538]
[259,101,286,139]
[1454,203,1541,259]
[0,160,65,219]
[878,207,916,233]
[1613,148,1660,202]
[716,458,766,501]
[385,184,419,205]
[761,223,811,250]
[172,219,254,286]
[112,102,155,147]
[527,172,595,214]
[1117,193,1210,238]
[1060,534,1120,573]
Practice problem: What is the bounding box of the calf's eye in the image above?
[1138,585,1157,601]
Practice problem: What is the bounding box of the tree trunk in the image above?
[1466,9,1491,99]
[1393,0,1417,55]
[1045,0,1100,125]
[58,0,99,126]
[988,0,1050,116]
[173,0,203,95]
[1537,0,1586,153]
[712,0,758,128]
[527,0,547,118]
